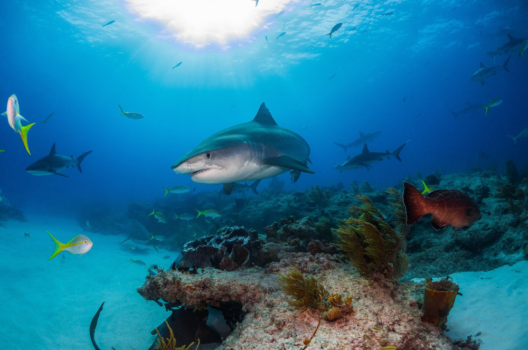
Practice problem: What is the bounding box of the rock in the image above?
[325,307,342,321]
[307,240,339,255]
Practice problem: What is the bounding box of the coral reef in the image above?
[359,181,375,193]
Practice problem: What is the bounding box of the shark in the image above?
[448,102,481,119]
[469,56,510,85]
[171,103,314,195]
[487,34,527,59]
[25,143,92,177]
[334,131,381,152]
[334,142,408,172]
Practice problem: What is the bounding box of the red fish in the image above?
[403,182,481,230]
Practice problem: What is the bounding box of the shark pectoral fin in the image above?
[52,171,69,178]
[263,156,315,174]
[223,183,235,195]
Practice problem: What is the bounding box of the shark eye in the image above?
[206,153,211,158]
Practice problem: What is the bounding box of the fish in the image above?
[0,150,4,153]
[163,185,191,197]
[403,182,481,230]
[86,220,92,230]
[149,209,168,223]
[276,11,285,18]
[334,131,381,152]
[195,209,221,219]
[131,259,147,267]
[509,127,528,144]
[334,142,408,172]
[421,181,433,194]
[481,97,502,116]
[25,143,92,177]
[448,102,481,119]
[265,36,268,42]
[174,213,195,221]
[486,34,527,58]
[171,103,314,195]
[327,23,342,39]
[162,255,171,259]
[219,180,261,195]
[47,231,93,260]
[254,0,259,7]
[172,62,182,69]
[311,3,321,6]
[469,57,510,85]
[42,112,54,124]
[102,20,115,27]
[118,104,144,120]
[24,233,30,238]
[277,32,286,40]
[381,11,394,16]
[2,94,35,154]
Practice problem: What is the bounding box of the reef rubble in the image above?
[138,252,465,350]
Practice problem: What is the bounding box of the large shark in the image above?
[25,143,92,177]
[172,103,314,195]
[487,34,527,58]
[334,131,381,152]
[469,57,510,85]
[448,102,481,119]
[334,142,408,172]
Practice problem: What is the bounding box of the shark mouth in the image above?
[191,168,212,176]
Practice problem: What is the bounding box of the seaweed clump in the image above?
[334,189,409,279]
[153,321,199,350]
[278,267,328,311]
[306,185,333,208]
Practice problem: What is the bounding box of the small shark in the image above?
[327,23,342,39]
[448,102,481,119]
[172,62,182,69]
[25,143,92,177]
[277,32,286,40]
[334,131,381,152]
[469,57,510,85]
[102,20,115,27]
[509,127,528,144]
[172,103,314,195]
[334,142,408,172]
[487,34,527,59]
[218,180,261,195]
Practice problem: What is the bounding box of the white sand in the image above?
[0,215,174,349]
[447,260,528,350]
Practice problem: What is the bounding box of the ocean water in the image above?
[1,0,527,349]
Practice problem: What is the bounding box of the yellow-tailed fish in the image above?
[195,209,221,219]
[47,231,93,260]
[421,180,433,194]
[163,185,190,197]
[3,94,35,154]
[0,150,4,153]
[481,97,503,116]
[380,347,397,350]
[149,209,168,223]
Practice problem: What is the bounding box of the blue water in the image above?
[0,0,527,348]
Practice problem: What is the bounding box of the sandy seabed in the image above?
[0,215,172,349]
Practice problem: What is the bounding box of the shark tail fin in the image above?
[334,142,348,152]
[503,56,511,72]
[509,135,517,144]
[486,51,496,58]
[118,104,125,116]
[163,187,170,197]
[250,180,261,195]
[392,141,408,162]
[76,151,92,173]
[20,123,35,155]
[448,110,458,119]
[47,231,66,260]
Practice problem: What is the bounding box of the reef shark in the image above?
[334,131,381,152]
[487,34,527,58]
[469,56,510,85]
[334,142,408,172]
[172,103,314,195]
[25,143,92,177]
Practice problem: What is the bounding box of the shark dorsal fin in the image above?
[359,132,365,137]
[480,62,486,68]
[508,34,515,41]
[253,103,277,125]
[49,143,57,155]
[362,144,369,154]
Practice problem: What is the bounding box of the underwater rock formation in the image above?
[138,252,461,350]
[180,226,261,270]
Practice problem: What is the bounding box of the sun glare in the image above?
[124,0,294,48]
